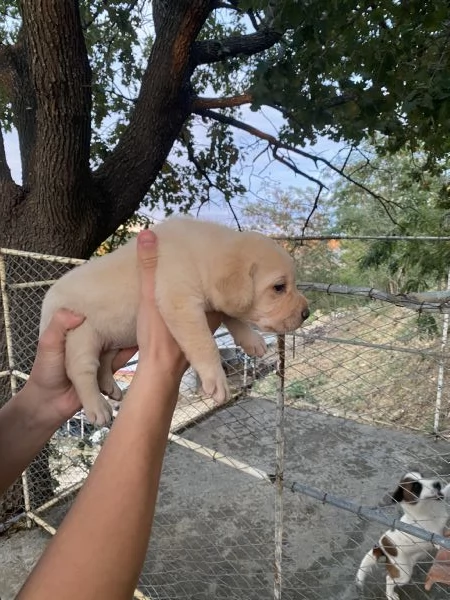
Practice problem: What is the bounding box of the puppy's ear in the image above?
[389,485,404,504]
[215,257,257,314]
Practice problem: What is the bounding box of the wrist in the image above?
[18,380,74,430]
[133,359,187,390]
[12,386,66,438]
[126,368,183,410]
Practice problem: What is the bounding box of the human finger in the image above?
[38,309,85,353]
[112,347,138,372]
[136,229,158,308]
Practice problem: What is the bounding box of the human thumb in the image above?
[39,309,85,353]
[137,229,158,307]
[137,229,158,269]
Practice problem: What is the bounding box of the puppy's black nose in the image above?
[302,307,310,320]
[433,481,442,491]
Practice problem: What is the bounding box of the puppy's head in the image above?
[215,231,309,333]
[390,471,444,505]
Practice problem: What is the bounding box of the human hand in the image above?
[134,229,223,383]
[424,528,450,591]
[25,310,137,423]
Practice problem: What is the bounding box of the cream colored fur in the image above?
[40,217,309,426]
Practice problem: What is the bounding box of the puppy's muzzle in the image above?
[282,303,309,332]
[434,481,444,500]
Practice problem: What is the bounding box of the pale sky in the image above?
[3,106,344,228]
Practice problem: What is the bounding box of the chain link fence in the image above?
[1,241,450,599]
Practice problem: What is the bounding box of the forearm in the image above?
[0,387,67,496]
[17,371,182,600]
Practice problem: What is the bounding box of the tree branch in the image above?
[247,10,260,31]
[81,1,107,30]
[153,0,170,36]
[195,107,327,189]
[184,137,220,199]
[0,42,16,95]
[192,92,253,110]
[94,0,211,234]
[81,0,135,30]
[195,107,402,228]
[268,93,359,128]
[301,185,324,240]
[0,42,9,68]
[271,147,327,189]
[211,1,240,11]
[183,132,242,232]
[194,28,282,65]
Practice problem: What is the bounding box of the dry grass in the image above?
[250,303,450,435]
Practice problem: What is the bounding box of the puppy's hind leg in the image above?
[386,577,400,600]
[386,564,412,600]
[65,323,113,426]
[98,350,122,401]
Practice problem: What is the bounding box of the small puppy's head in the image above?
[215,231,309,333]
[390,471,444,505]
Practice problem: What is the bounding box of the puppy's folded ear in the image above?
[215,256,257,314]
[388,485,404,504]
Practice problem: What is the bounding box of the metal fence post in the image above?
[274,334,286,600]
[434,269,450,435]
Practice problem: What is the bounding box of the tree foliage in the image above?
[332,145,450,291]
[1,1,450,258]
[240,143,450,294]
[240,187,341,283]
[95,211,152,255]
[252,0,450,156]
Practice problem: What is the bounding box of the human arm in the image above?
[17,229,222,600]
[0,312,136,497]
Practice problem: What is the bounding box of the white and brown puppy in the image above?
[356,471,450,600]
[40,217,309,426]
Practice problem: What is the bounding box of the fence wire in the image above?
[1,241,450,600]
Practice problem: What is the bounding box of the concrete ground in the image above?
[1,397,450,600]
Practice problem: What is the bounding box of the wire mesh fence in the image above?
[1,240,450,600]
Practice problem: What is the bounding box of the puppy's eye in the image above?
[411,481,421,496]
[273,283,286,294]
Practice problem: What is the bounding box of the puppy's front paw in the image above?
[84,394,113,427]
[239,330,267,358]
[200,369,230,404]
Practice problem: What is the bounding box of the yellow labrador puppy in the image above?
[40,217,309,425]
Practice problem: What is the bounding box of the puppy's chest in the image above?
[391,529,434,557]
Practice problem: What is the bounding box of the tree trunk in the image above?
[0,0,212,525]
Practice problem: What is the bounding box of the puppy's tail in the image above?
[356,548,379,588]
